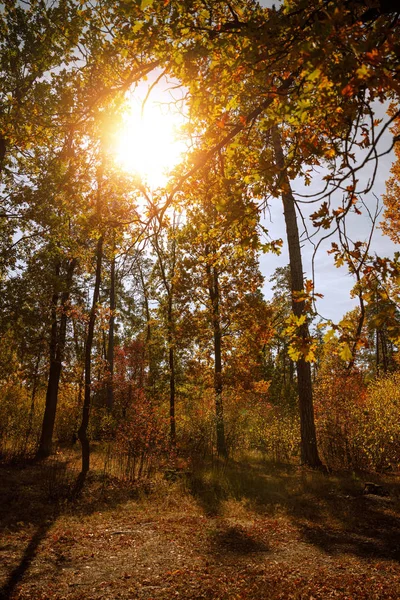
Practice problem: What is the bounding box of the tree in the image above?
[151,212,180,446]
[176,162,267,456]
[265,266,297,405]
[118,0,400,463]
[271,126,322,467]
[36,257,77,459]
[382,112,400,244]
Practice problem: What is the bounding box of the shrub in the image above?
[0,382,45,458]
[255,404,300,463]
[315,359,400,472]
[106,391,169,481]
[356,372,400,471]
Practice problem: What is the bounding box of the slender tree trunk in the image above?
[78,236,103,477]
[152,226,177,447]
[376,328,380,375]
[106,248,116,412]
[36,258,76,459]
[289,354,294,384]
[168,304,176,447]
[207,262,227,458]
[72,317,85,436]
[272,126,322,468]
[138,263,152,389]
[282,343,287,388]
[381,329,388,373]
[25,354,41,451]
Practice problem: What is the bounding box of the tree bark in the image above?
[271,126,322,468]
[78,235,103,477]
[207,261,227,458]
[25,354,41,452]
[376,328,380,375]
[36,258,76,459]
[106,249,116,412]
[381,329,388,373]
[153,228,177,447]
[138,262,152,389]
[168,311,176,447]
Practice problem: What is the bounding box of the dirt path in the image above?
[1,461,399,599]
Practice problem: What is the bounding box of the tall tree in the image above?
[36,257,77,459]
[271,126,322,468]
[151,213,179,446]
[77,158,105,479]
[177,163,266,457]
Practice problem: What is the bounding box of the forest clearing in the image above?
[1,0,400,597]
[1,455,400,600]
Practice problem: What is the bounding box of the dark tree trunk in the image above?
[78,236,103,477]
[272,126,322,469]
[168,343,176,448]
[25,354,41,451]
[376,328,380,375]
[36,258,76,459]
[207,262,227,458]
[72,318,85,413]
[167,294,176,446]
[381,329,388,373]
[106,250,116,412]
[153,228,177,447]
[282,343,287,388]
[138,263,152,389]
[289,355,294,384]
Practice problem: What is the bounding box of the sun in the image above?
[113,94,186,187]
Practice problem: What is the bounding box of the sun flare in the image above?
[113,95,186,187]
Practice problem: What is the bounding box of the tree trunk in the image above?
[25,354,41,452]
[78,236,103,477]
[36,258,76,459]
[138,263,152,389]
[271,126,322,468]
[106,249,116,412]
[381,329,388,373]
[376,328,380,375]
[152,227,177,447]
[167,294,176,446]
[207,262,227,458]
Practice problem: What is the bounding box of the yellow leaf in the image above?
[339,342,353,362]
[307,68,321,82]
[132,21,144,32]
[323,329,336,343]
[356,64,369,79]
[288,346,301,361]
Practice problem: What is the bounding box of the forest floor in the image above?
[1,454,400,600]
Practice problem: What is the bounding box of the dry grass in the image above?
[1,453,400,599]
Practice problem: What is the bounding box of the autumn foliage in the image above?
[0,0,399,478]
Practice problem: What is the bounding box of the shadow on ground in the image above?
[0,459,141,600]
[211,524,270,555]
[188,458,400,562]
[1,455,400,599]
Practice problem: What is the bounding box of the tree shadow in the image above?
[0,459,143,599]
[188,458,400,562]
[0,521,55,600]
[211,525,269,555]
